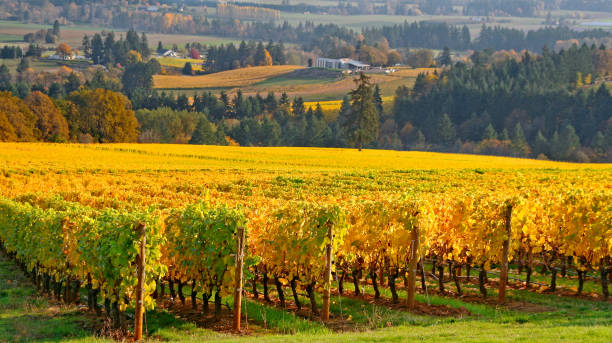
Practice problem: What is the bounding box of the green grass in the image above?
[0,58,91,72]
[252,74,340,87]
[1,253,611,342]
[0,254,95,342]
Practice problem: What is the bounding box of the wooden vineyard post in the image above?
[407,225,420,308]
[134,223,146,341]
[321,224,333,322]
[498,204,512,304]
[233,226,246,332]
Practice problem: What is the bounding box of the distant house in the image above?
[146,6,159,12]
[162,50,180,58]
[48,54,72,60]
[315,57,370,71]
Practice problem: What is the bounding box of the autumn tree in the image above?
[190,48,201,59]
[67,89,139,142]
[0,91,37,141]
[126,50,143,65]
[24,91,69,142]
[0,112,16,141]
[343,73,379,150]
[56,42,72,58]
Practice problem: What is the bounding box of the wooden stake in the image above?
[134,223,146,341]
[321,224,333,322]
[498,204,512,304]
[233,226,245,332]
[407,225,420,308]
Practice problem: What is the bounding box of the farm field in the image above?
[153,65,305,89]
[0,20,240,50]
[0,143,611,343]
[0,57,91,72]
[154,67,436,102]
[156,56,204,71]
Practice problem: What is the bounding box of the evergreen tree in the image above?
[122,62,154,98]
[437,113,456,147]
[373,84,383,115]
[140,32,150,58]
[343,73,379,150]
[439,46,452,66]
[551,124,582,160]
[314,103,324,119]
[292,97,305,116]
[215,121,228,145]
[337,95,352,128]
[500,128,510,141]
[413,130,426,149]
[482,123,498,140]
[189,118,217,145]
[533,130,549,158]
[157,41,164,54]
[82,35,91,57]
[48,82,65,99]
[182,62,193,75]
[16,58,29,73]
[511,123,529,157]
[254,42,267,66]
[64,73,81,94]
[91,34,104,65]
[52,20,60,38]
[0,64,13,91]
[279,92,290,106]
[591,131,606,155]
[264,91,277,112]
[261,117,282,145]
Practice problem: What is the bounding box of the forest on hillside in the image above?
[1,40,611,162]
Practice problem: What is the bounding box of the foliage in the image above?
[67,89,139,143]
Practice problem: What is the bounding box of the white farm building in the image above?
[316,57,370,71]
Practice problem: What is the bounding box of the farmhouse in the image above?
[315,57,370,71]
[162,50,180,58]
[47,54,73,60]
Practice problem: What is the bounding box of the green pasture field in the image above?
[0,20,241,52]
[0,57,91,72]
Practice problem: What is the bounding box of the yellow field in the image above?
[303,96,392,121]
[156,57,204,71]
[0,143,609,173]
[153,65,304,89]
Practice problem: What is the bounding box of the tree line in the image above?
[204,41,286,73]
[82,29,150,66]
[392,44,612,162]
[362,21,610,52]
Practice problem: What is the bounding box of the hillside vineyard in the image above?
[0,143,610,327]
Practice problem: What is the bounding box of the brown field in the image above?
[156,67,439,102]
[237,67,439,100]
[153,65,305,89]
